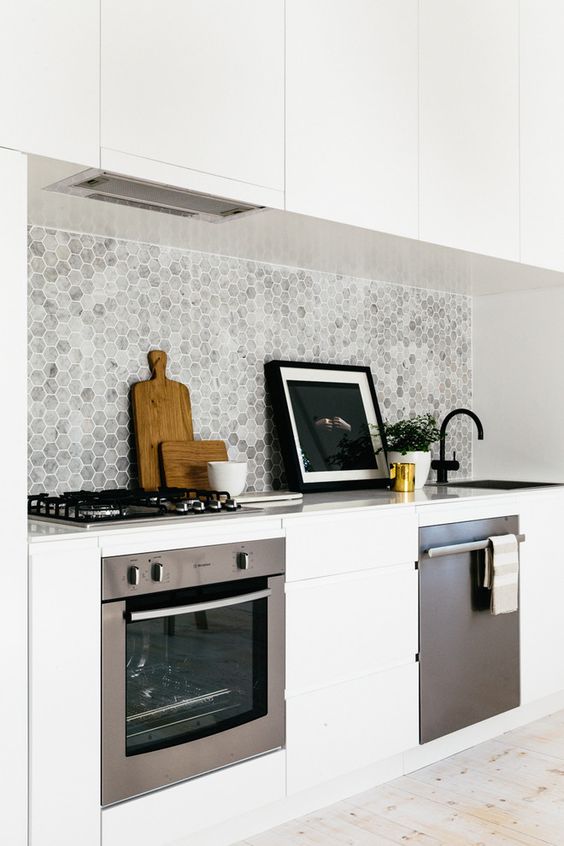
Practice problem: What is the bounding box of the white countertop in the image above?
[28,483,564,544]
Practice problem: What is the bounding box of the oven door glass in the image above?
[125,577,269,756]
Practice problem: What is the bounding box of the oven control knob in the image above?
[127,565,140,586]
[236,552,249,570]
[151,562,164,582]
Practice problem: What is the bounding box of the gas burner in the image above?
[174,500,192,514]
[78,504,122,520]
[28,487,245,527]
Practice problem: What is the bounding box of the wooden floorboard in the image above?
[234,711,564,846]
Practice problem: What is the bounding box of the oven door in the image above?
[102,574,285,806]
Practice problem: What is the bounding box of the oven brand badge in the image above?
[194,561,212,568]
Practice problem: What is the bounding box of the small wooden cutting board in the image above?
[160,440,228,489]
[131,350,194,490]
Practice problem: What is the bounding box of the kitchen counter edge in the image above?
[27,483,564,544]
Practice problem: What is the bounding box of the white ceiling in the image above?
[28,156,564,297]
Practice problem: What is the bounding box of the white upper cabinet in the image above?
[0,1,99,166]
[520,1,564,272]
[101,0,284,207]
[420,0,519,261]
[285,0,419,238]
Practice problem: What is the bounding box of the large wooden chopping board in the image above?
[131,350,194,490]
[160,440,228,489]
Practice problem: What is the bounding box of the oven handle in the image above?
[127,588,272,623]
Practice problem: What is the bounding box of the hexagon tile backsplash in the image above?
[28,226,472,495]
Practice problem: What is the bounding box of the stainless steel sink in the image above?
[444,479,559,490]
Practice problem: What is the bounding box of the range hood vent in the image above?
[45,169,265,223]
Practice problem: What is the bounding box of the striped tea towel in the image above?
[484,534,519,615]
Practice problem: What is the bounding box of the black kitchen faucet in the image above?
[431,408,484,484]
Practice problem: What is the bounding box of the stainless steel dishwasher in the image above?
[419,515,523,744]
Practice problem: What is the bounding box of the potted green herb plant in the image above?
[377,414,441,489]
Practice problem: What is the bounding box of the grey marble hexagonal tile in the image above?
[28,227,472,494]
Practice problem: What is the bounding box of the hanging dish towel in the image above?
[484,534,519,615]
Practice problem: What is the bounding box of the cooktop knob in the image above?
[207,500,222,512]
[127,565,140,586]
[224,498,239,511]
[192,500,206,513]
[151,562,164,582]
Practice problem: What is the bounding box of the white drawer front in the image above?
[102,750,285,846]
[286,663,419,794]
[284,509,418,581]
[286,565,418,696]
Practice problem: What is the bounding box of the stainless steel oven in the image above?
[101,537,285,806]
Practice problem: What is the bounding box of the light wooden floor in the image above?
[234,710,564,845]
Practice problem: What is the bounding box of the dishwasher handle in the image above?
[424,533,526,559]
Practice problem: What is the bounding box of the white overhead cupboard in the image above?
[4,2,564,268]
[520,0,564,273]
[0,0,99,166]
[419,0,520,261]
[100,0,285,208]
[285,0,419,239]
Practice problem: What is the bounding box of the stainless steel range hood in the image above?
[45,169,265,223]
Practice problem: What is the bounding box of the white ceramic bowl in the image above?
[207,461,248,496]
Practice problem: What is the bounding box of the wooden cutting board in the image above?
[131,350,194,490]
[160,440,228,489]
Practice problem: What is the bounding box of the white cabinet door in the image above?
[519,494,564,704]
[286,565,418,695]
[0,1,99,165]
[101,0,284,206]
[286,0,418,238]
[286,663,419,794]
[520,1,564,272]
[420,0,519,260]
[29,539,101,846]
[0,149,27,846]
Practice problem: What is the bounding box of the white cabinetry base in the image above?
[102,751,285,846]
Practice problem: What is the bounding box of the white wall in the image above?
[0,147,28,844]
[473,286,564,482]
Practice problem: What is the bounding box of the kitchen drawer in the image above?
[286,663,419,794]
[286,565,418,696]
[284,508,418,581]
[102,750,285,846]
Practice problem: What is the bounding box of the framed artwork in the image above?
[264,360,389,492]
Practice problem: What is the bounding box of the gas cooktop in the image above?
[28,488,253,528]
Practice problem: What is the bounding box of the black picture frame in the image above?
[265,360,389,493]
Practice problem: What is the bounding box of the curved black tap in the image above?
[431,408,484,484]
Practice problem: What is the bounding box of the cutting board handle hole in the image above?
[148,349,167,380]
